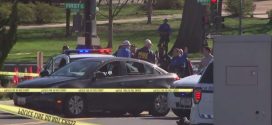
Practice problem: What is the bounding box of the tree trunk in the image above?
[107,0,113,48]
[147,0,152,24]
[172,0,206,53]
[0,0,18,68]
[65,9,71,37]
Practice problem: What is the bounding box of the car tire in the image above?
[128,110,143,116]
[172,109,190,119]
[64,94,86,117]
[150,94,170,117]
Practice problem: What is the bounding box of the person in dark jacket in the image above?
[135,39,156,63]
[168,47,192,78]
[157,18,172,53]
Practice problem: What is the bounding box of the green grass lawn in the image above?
[6,19,181,63]
[54,4,181,23]
[6,17,272,63]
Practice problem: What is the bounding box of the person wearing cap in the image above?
[116,40,132,58]
[157,18,172,53]
[135,39,156,63]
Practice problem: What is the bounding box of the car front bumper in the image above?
[13,93,65,112]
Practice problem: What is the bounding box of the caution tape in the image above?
[0,104,97,125]
[0,88,193,93]
[0,71,39,77]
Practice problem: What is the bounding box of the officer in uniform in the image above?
[135,39,156,64]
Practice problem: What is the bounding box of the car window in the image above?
[199,62,213,84]
[125,61,145,75]
[144,64,154,74]
[52,61,100,77]
[98,61,122,77]
[44,57,53,73]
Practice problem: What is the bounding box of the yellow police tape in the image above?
[0,71,39,77]
[0,104,97,125]
[0,88,193,93]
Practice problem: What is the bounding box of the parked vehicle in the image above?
[14,57,179,117]
[190,62,213,125]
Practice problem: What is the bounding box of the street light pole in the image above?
[239,0,243,35]
[84,0,92,48]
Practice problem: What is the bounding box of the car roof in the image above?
[76,57,156,66]
[69,54,114,59]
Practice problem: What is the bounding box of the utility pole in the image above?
[239,0,243,35]
[84,0,97,48]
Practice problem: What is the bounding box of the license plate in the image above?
[17,97,26,105]
[180,98,192,106]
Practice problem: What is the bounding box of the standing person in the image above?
[135,39,156,63]
[116,40,132,58]
[199,46,213,70]
[62,42,70,53]
[157,18,172,53]
[168,47,190,77]
[130,44,137,58]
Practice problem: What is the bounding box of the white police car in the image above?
[190,62,213,125]
[41,49,114,76]
[168,74,201,118]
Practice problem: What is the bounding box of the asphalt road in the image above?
[0,100,180,125]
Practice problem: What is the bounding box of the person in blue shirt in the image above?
[116,40,131,58]
[168,47,189,77]
[157,18,172,53]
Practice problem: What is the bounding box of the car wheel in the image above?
[64,95,86,117]
[128,110,143,116]
[172,109,190,119]
[150,94,170,116]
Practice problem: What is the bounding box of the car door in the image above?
[87,61,127,111]
[118,61,151,109]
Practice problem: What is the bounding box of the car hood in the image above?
[17,76,77,88]
[173,74,201,88]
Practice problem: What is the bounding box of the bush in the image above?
[18,3,35,24]
[154,0,184,10]
[33,2,59,24]
[267,9,272,24]
[0,3,11,21]
[225,0,255,17]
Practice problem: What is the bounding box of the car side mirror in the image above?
[40,70,49,77]
[94,72,106,80]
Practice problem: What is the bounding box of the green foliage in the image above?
[267,9,272,24]
[18,3,35,24]
[33,2,58,24]
[225,0,255,16]
[0,2,60,24]
[0,3,11,21]
[154,0,184,10]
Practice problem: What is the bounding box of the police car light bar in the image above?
[64,49,112,55]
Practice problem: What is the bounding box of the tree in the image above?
[172,0,206,53]
[0,0,18,68]
[98,0,130,48]
[146,0,152,24]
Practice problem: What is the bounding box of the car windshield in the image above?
[51,60,100,77]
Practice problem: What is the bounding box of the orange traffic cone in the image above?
[28,66,33,80]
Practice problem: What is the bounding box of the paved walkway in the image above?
[17,0,272,30]
[18,14,182,30]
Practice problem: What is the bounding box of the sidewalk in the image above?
[18,14,182,30]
